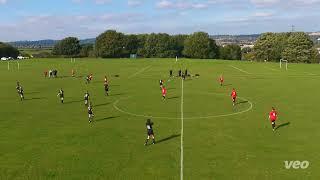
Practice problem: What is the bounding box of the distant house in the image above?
[240,44,254,49]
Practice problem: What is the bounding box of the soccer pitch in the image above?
[0,58,319,179]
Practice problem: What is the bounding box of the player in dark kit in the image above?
[269,107,278,131]
[16,82,24,101]
[169,70,173,77]
[57,88,64,103]
[18,86,24,101]
[84,91,90,106]
[85,75,90,84]
[88,104,94,123]
[144,119,155,146]
[159,79,164,89]
[104,82,109,96]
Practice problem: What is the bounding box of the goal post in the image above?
[280,59,288,70]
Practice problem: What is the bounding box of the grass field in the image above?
[19,48,52,56]
[1,58,320,179]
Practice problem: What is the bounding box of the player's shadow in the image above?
[64,99,83,104]
[236,101,248,105]
[95,116,120,122]
[25,97,46,101]
[168,96,179,100]
[94,102,110,107]
[276,122,290,130]
[25,91,40,95]
[157,134,181,144]
[110,93,124,96]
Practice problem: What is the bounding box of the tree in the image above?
[52,37,81,57]
[0,42,19,58]
[95,30,125,58]
[183,32,219,59]
[282,32,314,63]
[172,34,188,57]
[219,44,242,60]
[79,44,94,57]
[122,34,140,57]
[142,33,177,58]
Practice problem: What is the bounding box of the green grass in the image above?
[19,48,52,56]
[0,58,319,179]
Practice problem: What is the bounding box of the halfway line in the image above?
[180,79,184,180]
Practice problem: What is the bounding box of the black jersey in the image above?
[58,90,64,98]
[18,87,24,94]
[88,107,93,114]
[84,93,89,100]
[146,122,153,130]
[146,121,154,135]
[159,80,163,86]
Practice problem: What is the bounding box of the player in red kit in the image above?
[219,74,224,86]
[269,107,278,131]
[162,86,167,100]
[231,88,237,106]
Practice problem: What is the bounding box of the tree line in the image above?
[3,29,318,63]
[250,32,319,63]
[52,30,242,60]
[0,42,19,58]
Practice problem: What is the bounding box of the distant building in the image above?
[240,44,254,49]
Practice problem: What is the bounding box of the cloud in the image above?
[0,13,148,41]
[71,0,112,5]
[250,0,320,8]
[0,0,7,4]
[128,0,143,6]
[156,0,209,10]
[94,0,111,5]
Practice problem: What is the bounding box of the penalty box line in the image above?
[128,65,152,79]
[229,65,251,74]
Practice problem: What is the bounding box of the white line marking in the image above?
[128,66,151,79]
[229,65,251,74]
[304,72,316,75]
[113,93,253,120]
[180,79,184,180]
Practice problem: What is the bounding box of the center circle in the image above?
[113,92,253,119]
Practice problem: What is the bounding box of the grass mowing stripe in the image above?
[229,65,251,74]
[180,79,184,180]
[128,65,152,79]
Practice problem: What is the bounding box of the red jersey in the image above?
[269,110,277,121]
[231,90,237,98]
[162,88,167,95]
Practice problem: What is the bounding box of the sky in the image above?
[0,0,320,41]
